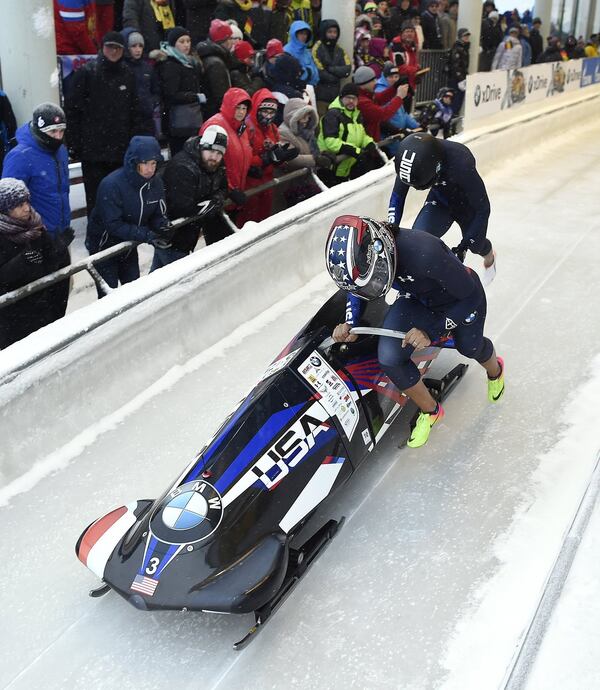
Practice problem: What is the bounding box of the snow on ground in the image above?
[1,119,600,690]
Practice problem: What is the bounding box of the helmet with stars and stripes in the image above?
[325,215,397,301]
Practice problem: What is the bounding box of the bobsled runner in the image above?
[76,289,467,647]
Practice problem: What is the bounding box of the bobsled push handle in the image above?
[319,327,407,351]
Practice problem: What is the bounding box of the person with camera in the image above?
[154,125,231,270]
[85,136,171,295]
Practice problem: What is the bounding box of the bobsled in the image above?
[76,289,466,647]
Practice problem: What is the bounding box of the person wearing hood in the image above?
[122,0,177,52]
[3,103,74,321]
[200,87,253,224]
[195,19,235,118]
[122,28,161,136]
[491,25,522,70]
[418,86,455,139]
[312,19,351,117]
[284,20,320,86]
[236,88,298,225]
[86,136,169,293]
[354,65,409,142]
[0,179,73,347]
[263,51,306,124]
[317,83,383,185]
[156,126,230,268]
[65,31,145,214]
[277,98,333,206]
[155,26,207,156]
[364,36,389,77]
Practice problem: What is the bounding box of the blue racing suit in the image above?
[346,227,493,390]
[388,139,492,257]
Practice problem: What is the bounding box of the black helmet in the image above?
[395,133,444,190]
[325,215,397,301]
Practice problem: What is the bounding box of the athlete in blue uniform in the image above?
[389,133,496,275]
[326,214,504,448]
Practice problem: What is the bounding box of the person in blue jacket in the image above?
[374,63,420,157]
[2,102,74,320]
[284,20,320,87]
[86,135,171,295]
[388,132,496,278]
[326,214,504,448]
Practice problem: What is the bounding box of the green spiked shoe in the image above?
[407,403,445,448]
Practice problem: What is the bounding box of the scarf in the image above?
[159,41,196,68]
[0,209,45,246]
[150,0,175,30]
[297,124,319,156]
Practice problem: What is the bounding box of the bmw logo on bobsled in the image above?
[76,290,467,647]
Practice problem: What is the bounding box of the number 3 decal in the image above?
[146,557,160,575]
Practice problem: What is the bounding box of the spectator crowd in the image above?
[1,0,599,347]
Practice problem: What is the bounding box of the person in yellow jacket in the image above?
[317,83,384,185]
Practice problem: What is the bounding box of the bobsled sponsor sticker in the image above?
[260,348,300,381]
[361,428,371,445]
[298,351,359,440]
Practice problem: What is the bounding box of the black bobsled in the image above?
[76,289,466,647]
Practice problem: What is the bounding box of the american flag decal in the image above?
[130,574,159,596]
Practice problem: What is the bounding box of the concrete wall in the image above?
[0,87,599,486]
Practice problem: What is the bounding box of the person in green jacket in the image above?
[317,83,384,185]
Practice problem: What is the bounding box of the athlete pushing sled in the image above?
[327,215,505,448]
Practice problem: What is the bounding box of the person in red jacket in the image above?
[391,22,421,113]
[353,65,409,141]
[200,87,253,227]
[235,88,297,226]
[54,0,98,55]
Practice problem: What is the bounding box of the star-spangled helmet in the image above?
[395,132,444,190]
[325,215,397,301]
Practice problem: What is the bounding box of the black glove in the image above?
[229,188,247,206]
[150,225,175,249]
[315,153,334,170]
[338,143,359,158]
[268,143,299,164]
[247,165,263,179]
[23,249,44,265]
[61,226,75,246]
[452,245,467,263]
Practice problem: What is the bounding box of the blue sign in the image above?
[581,58,600,87]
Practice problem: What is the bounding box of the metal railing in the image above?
[415,49,451,106]
[0,167,328,309]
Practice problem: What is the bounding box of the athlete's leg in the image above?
[412,196,454,238]
[378,296,438,414]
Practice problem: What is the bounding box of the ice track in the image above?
[2,123,600,690]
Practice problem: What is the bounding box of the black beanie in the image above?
[102,31,125,48]
[340,83,360,98]
[168,26,191,47]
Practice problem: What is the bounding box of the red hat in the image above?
[209,19,233,43]
[266,38,284,59]
[234,40,255,62]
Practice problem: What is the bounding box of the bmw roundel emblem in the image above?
[150,480,223,545]
[310,355,322,367]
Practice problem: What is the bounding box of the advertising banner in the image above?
[465,70,505,120]
[581,57,600,87]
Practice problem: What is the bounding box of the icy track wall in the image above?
[0,87,599,486]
